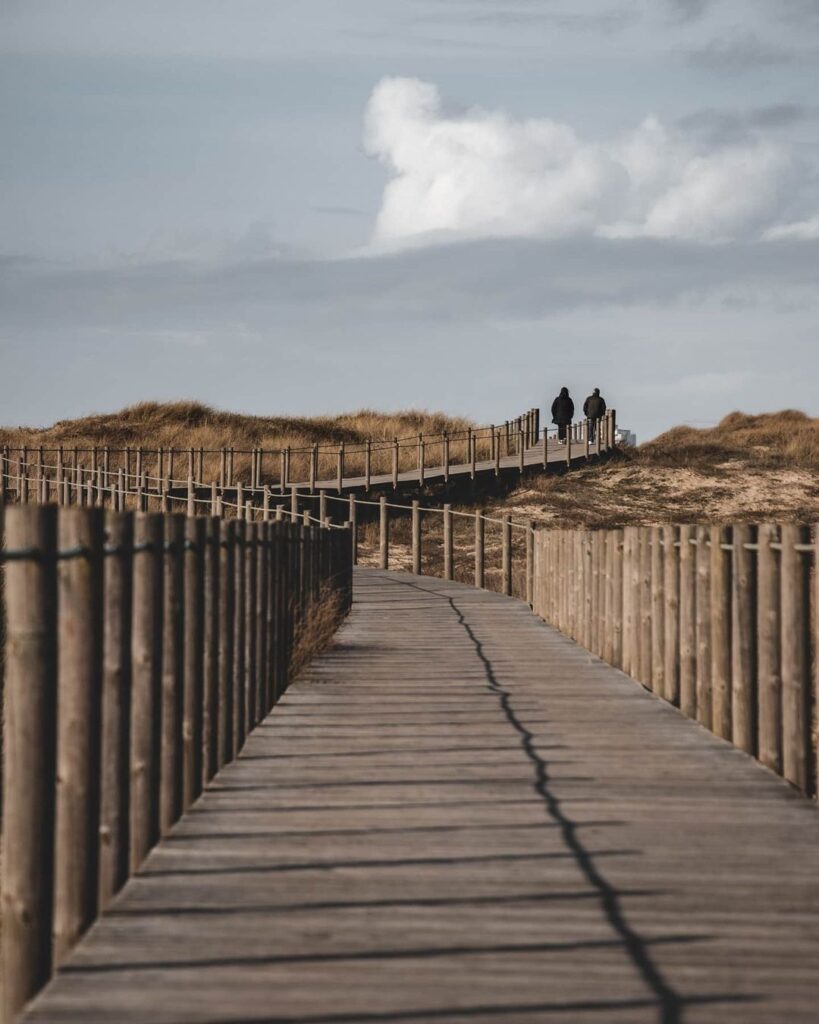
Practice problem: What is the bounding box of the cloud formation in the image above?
[364,77,814,248]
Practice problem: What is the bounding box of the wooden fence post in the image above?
[365,440,371,491]
[526,523,534,608]
[1,505,59,1022]
[160,515,185,836]
[663,525,680,705]
[183,516,206,809]
[443,433,450,483]
[695,525,713,729]
[348,494,358,565]
[412,500,421,575]
[233,519,246,754]
[612,529,624,669]
[443,504,453,580]
[130,513,163,873]
[337,443,344,493]
[53,507,104,965]
[650,526,665,696]
[731,523,756,754]
[639,528,652,688]
[757,523,781,773]
[98,510,133,911]
[319,490,327,525]
[290,485,298,523]
[475,511,485,589]
[392,438,399,490]
[501,515,512,596]
[781,524,809,791]
[419,436,425,486]
[711,524,732,740]
[678,525,696,717]
[203,515,220,783]
[218,519,235,767]
[379,496,389,570]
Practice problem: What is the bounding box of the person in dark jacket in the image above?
[583,387,607,442]
[551,386,574,442]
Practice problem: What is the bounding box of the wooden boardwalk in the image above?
[288,440,598,494]
[23,569,819,1024]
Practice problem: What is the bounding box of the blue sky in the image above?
[2,0,818,438]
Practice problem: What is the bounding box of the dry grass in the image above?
[637,410,819,471]
[0,401,477,483]
[289,585,347,680]
[490,409,819,530]
[0,401,472,453]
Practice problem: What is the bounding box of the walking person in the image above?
[583,387,607,442]
[551,386,574,443]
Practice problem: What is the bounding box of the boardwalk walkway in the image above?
[24,570,819,1024]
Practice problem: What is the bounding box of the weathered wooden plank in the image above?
[22,568,819,1024]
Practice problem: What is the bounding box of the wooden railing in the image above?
[0,408,618,498]
[0,503,352,1022]
[532,524,818,797]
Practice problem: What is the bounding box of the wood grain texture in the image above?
[22,568,819,1024]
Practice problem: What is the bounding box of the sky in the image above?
[2,0,818,440]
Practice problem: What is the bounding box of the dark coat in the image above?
[583,393,606,419]
[551,393,574,425]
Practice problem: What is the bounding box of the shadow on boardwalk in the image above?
[24,570,819,1024]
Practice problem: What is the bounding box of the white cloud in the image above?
[364,77,812,248]
[763,215,819,240]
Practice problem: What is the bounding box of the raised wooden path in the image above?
[22,568,819,1024]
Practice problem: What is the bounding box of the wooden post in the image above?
[379,495,389,570]
[566,424,572,468]
[218,519,235,767]
[1,505,58,1021]
[526,523,534,608]
[443,504,453,581]
[187,475,195,517]
[612,529,624,669]
[53,507,104,965]
[757,523,781,773]
[365,440,371,491]
[731,523,755,754]
[337,443,344,493]
[470,431,477,479]
[678,525,696,717]
[288,485,298,522]
[392,438,399,490]
[662,525,680,705]
[649,526,665,696]
[220,449,226,489]
[348,493,358,565]
[518,431,525,473]
[501,515,512,597]
[412,500,421,575]
[245,519,258,735]
[475,510,485,589]
[183,517,205,808]
[711,524,732,741]
[98,510,133,910]
[262,485,270,522]
[695,525,713,729]
[638,529,652,688]
[130,513,163,873]
[203,515,220,784]
[781,524,809,790]
[319,490,327,525]
[443,433,450,483]
[160,515,184,836]
[233,519,246,754]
